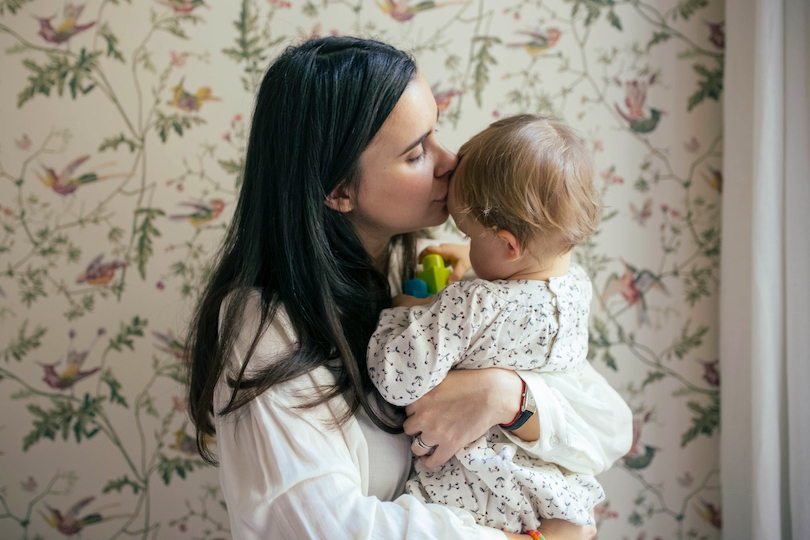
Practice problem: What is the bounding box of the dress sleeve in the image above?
[215,378,504,540]
[500,362,633,476]
[215,302,505,540]
[367,282,489,406]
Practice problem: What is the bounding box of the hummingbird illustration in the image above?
[702,165,722,193]
[38,328,105,391]
[431,83,464,112]
[170,423,199,455]
[167,77,221,113]
[624,411,659,470]
[153,330,186,361]
[705,20,725,49]
[623,442,657,469]
[40,496,125,536]
[36,3,96,45]
[695,498,722,528]
[506,28,562,56]
[155,0,207,14]
[698,359,720,387]
[76,254,126,285]
[375,0,468,23]
[169,199,226,227]
[36,155,123,196]
[614,77,663,134]
[601,258,668,326]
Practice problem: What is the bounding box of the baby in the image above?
[368,115,632,534]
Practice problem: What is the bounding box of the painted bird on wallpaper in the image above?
[37,155,122,196]
[696,499,722,529]
[506,28,562,56]
[169,199,226,227]
[38,329,105,391]
[702,165,722,193]
[37,3,96,45]
[40,496,125,536]
[601,258,668,327]
[155,0,208,14]
[167,77,221,113]
[170,423,199,455]
[153,330,186,361]
[704,20,725,49]
[614,78,663,134]
[375,0,468,23]
[623,412,658,470]
[431,83,464,112]
[76,254,127,285]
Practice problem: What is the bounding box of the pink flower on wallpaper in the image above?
[630,198,653,226]
[21,476,37,492]
[172,395,188,412]
[170,50,186,68]
[492,110,500,118]
[268,0,291,8]
[592,140,603,152]
[684,136,700,153]
[15,134,32,150]
[223,132,231,141]
[593,504,618,520]
[156,281,165,290]
[2,206,12,216]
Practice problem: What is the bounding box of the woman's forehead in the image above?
[370,73,437,156]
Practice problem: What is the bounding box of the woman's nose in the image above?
[435,142,457,180]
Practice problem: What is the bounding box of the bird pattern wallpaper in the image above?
[0,1,723,539]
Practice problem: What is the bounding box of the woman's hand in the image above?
[391,294,434,308]
[535,517,597,540]
[403,368,522,468]
[419,243,471,283]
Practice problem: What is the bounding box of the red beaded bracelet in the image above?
[526,531,546,540]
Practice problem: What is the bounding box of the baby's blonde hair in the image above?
[453,114,602,262]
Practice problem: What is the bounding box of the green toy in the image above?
[417,254,451,294]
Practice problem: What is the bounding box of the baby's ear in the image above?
[497,230,523,261]
[325,184,353,213]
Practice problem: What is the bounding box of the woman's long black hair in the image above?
[187,37,417,464]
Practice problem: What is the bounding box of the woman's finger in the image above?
[410,433,435,457]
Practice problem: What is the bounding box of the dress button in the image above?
[549,435,560,447]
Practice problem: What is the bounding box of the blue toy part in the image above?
[403,278,431,299]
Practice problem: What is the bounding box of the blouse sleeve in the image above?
[215,301,505,540]
[500,362,633,476]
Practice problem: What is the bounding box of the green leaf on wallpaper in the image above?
[103,476,142,495]
[99,22,125,62]
[218,159,245,189]
[157,454,208,485]
[154,111,206,143]
[23,394,103,450]
[17,49,100,108]
[647,32,671,51]
[673,0,709,21]
[684,266,713,306]
[135,208,165,279]
[0,0,33,15]
[687,63,723,111]
[641,371,666,389]
[670,319,709,360]
[108,316,148,352]
[19,267,47,307]
[222,0,264,64]
[592,316,610,346]
[603,350,617,371]
[99,134,139,153]
[606,10,622,31]
[156,13,204,41]
[2,320,47,362]
[681,394,719,446]
[471,36,500,108]
[101,369,128,407]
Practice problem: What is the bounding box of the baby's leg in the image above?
[534,516,596,540]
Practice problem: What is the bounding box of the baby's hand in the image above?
[392,294,434,308]
[419,243,471,283]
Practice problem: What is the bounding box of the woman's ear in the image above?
[497,230,522,261]
[325,184,353,213]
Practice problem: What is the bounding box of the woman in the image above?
[187,36,604,539]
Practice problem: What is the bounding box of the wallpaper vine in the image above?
[0,1,723,539]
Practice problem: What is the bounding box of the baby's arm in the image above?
[504,364,632,475]
[368,282,489,406]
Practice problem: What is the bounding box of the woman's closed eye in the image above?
[407,146,426,163]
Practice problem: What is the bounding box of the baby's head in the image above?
[448,114,601,280]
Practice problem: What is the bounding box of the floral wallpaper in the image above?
[0,1,723,539]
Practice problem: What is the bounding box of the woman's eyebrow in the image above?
[398,108,441,156]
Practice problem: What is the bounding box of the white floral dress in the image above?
[368,264,618,533]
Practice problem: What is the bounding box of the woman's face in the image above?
[347,73,456,253]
